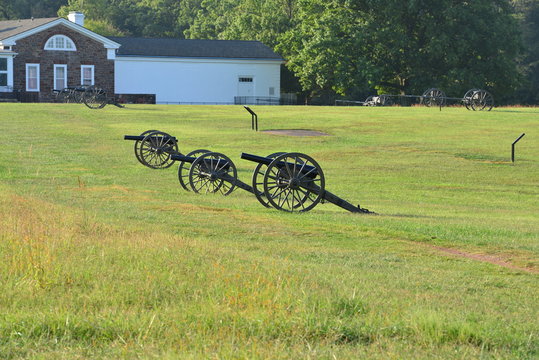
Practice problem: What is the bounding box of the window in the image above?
[54,64,67,90]
[26,64,40,91]
[81,65,94,86]
[239,77,253,83]
[44,35,76,51]
[269,87,275,96]
[0,58,7,86]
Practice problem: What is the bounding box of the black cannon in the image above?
[171,152,249,196]
[124,130,179,169]
[241,152,374,213]
[123,130,214,191]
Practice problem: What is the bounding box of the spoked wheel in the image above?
[138,131,178,169]
[263,152,325,212]
[56,89,69,103]
[379,95,393,106]
[364,96,375,106]
[470,90,494,111]
[134,130,159,165]
[462,89,479,110]
[421,88,446,107]
[189,152,237,196]
[178,149,211,191]
[252,152,286,208]
[83,87,107,109]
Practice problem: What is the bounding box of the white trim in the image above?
[115,56,283,65]
[0,18,120,50]
[26,63,40,92]
[81,65,94,86]
[45,34,77,51]
[54,64,67,90]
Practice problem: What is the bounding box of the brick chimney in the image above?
[68,11,85,27]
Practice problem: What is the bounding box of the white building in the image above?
[109,37,283,104]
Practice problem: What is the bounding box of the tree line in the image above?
[1,0,538,104]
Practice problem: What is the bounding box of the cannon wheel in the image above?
[134,130,159,165]
[56,88,70,103]
[364,95,375,106]
[471,90,494,111]
[189,152,237,196]
[421,88,446,107]
[178,149,211,191]
[263,152,325,212]
[138,131,178,169]
[251,152,286,208]
[462,89,479,110]
[83,87,107,109]
[379,95,393,106]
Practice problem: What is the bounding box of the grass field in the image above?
[0,103,538,359]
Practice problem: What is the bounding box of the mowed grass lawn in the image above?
[0,103,538,359]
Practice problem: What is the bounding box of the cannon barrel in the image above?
[241,152,318,177]
[124,134,177,142]
[171,154,195,163]
[171,153,230,170]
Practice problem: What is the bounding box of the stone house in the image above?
[0,13,119,102]
[0,13,283,104]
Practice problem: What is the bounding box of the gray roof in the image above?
[108,37,283,60]
[0,17,59,40]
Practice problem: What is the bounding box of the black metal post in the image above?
[512,133,526,163]
[243,106,258,131]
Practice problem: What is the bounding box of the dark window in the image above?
[0,58,7,86]
[239,77,253,82]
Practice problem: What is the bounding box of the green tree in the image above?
[1,0,68,19]
[186,0,297,47]
[59,0,202,37]
[282,0,522,103]
[513,0,539,103]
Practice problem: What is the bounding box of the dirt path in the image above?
[420,243,538,274]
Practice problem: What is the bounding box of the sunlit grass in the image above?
[0,104,538,358]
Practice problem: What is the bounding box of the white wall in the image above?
[114,57,281,104]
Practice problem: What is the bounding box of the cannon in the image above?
[124,130,180,169]
[420,88,446,107]
[171,152,249,196]
[241,152,374,213]
[124,130,216,191]
[462,89,493,111]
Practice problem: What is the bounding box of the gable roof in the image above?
[0,17,120,49]
[107,37,283,61]
[0,17,58,39]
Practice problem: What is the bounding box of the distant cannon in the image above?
[462,89,494,111]
[359,87,493,110]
